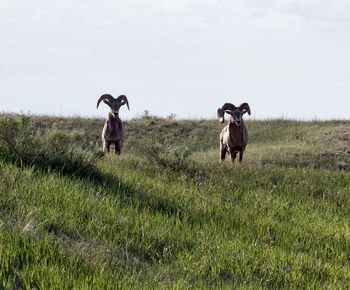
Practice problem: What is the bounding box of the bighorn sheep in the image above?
[97,94,130,154]
[217,102,251,162]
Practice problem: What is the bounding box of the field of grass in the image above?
[0,114,349,288]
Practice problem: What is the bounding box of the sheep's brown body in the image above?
[220,120,248,162]
[97,94,130,154]
[102,113,125,154]
[217,102,251,163]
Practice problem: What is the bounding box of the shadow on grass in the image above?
[1,148,205,226]
[1,151,102,181]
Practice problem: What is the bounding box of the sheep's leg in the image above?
[220,147,227,162]
[115,141,122,155]
[104,141,111,154]
[220,140,228,162]
[239,151,244,163]
[230,151,237,163]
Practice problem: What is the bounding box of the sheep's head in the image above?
[97,94,130,118]
[217,103,251,126]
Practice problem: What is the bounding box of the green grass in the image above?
[0,114,349,288]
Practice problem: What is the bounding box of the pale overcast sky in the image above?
[0,0,349,119]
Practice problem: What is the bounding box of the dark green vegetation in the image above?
[0,113,349,288]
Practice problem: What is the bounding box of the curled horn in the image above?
[217,103,237,123]
[239,103,251,115]
[117,95,130,110]
[97,94,114,109]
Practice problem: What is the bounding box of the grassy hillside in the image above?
[27,114,350,170]
[0,114,349,288]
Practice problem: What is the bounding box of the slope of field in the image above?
[0,114,349,288]
[28,115,350,170]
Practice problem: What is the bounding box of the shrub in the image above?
[137,143,207,182]
[0,115,101,180]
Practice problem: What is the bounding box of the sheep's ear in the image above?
[217,108,225,123]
